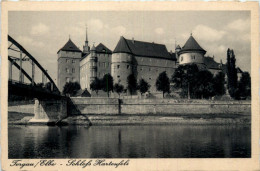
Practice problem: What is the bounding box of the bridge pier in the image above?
[29,98,67,124]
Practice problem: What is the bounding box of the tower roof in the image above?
[113,36,132,54]
[96,43,112,54]
[58,38,82,53]
[90,44,96,51]
[176,45,181,49]
[179,35,206,54]
[113,36,171,59]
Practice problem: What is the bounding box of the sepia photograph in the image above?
[1,1,259,170]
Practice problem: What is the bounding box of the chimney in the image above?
[132,37,135,44]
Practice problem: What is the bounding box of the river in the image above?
[8,125,250,158]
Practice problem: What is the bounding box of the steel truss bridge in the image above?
[8,35,61,99]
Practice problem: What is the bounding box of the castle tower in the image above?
[83,27,90,54]
[175,45,181,62]
[111,36,133,87]
[89,44,97,83]
[178,34,206,69]
[57,38,82,91]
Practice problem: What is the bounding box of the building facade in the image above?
[57,38,82,91]
[57,29,243,95]
[112,36,177,93]
[80,43,112,90]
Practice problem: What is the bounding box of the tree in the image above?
[114,83,124,98]
[171,64,199,98]
[90,78,103,95]
[156,71,170,98]
[213,72,226,96]
[227,49,238,99]
[62,82,81,97]
[238,72,251,99]
[102,73,113,97]
[193,70,215,99]
[127,74,138,96]
[138,79,150,95]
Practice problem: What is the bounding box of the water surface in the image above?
[8,125,251,158]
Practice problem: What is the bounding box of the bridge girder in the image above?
[8,35,60,93]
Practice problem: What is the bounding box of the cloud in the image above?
[227,19,250,32]
[192,25,226,42]
[17,36,44,48]
[155,27,164,35]
[111,26,126,36]
[88,19,103,31]
[31,23,49,35]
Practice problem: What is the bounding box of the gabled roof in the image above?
[179,35,206,54]
[113,36,171,59]
[58,39,82,53]
[169,52,177,61]
[96,43,112,54]
[204,56,221,69]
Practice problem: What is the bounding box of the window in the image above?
[127,65,129,69]
[140,68,143,71]
[72,77,76,82]
[149,68,151,71]
[72,60,75,63]
[117,75,120,78]
[117,65,120,69]
[181,57,183,62]
[66,68,69,73]
[66,59,69,63]
[66,77,70,82]
[72,68,75,73]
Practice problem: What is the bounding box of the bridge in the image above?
[8,35,68,123]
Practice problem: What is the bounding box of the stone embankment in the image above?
[8,98,251,126]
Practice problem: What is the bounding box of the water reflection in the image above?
[8,125,251,158]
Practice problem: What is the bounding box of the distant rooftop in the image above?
[113,36,172,59]
[58,38,82,53]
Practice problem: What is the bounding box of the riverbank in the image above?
[9,111,250,126]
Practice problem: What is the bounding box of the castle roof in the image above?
[179,35,206,54]
[176,45,181,49]
[90,44,96,51]
[204,56,221,69]
[96,43,112,54]
[58,38,82,53]
[113,36,171,59]
[169,52,177,61]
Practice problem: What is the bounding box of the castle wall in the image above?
[111,53,133,87]
[96,53,111,79]
[80,54,91,90]
[80,53,112,91]
[57,51,81,91]
[134,56,176,92]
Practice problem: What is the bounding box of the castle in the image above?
[57,29,243,95]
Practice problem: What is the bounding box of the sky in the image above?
[8,11,251,84]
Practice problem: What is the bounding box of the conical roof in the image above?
[176,45,181,49]
[58,39,82,53]
[179,35,206,54]
[113,36,132,54]
[90,44,96,51]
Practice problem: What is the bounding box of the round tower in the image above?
[175,45,181,62]
[178,34,206,69]
[111,36,133,87]
[89,44,97,83]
